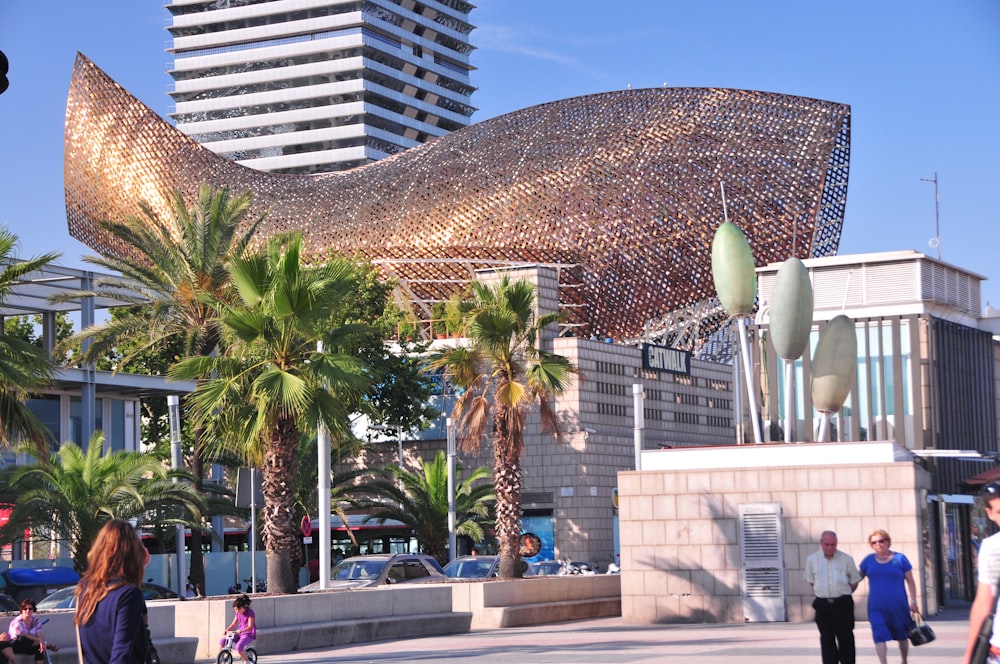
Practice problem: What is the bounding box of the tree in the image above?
[0,227,60,449]
[364,343,441,436]
[0,434,206,572]
[3,312,73,349]
[290,432,371,562]
[324,255,440,436]
[93,306,189,455]
[429,276,578,579]
[170,233,371,593]
[356,450,494,566]
[56,183,263,594]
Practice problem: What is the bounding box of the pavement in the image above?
[198,604,975,663]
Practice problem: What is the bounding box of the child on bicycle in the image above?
[219,594,256,662]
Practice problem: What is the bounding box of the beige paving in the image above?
[199,605,972,663]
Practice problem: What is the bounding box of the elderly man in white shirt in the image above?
[805,530,861,664]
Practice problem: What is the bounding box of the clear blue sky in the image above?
[1,1,999,307]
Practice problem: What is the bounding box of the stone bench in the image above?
[251,610,472,655]
[7,636,197,664]
[479,596,621,628]
[451,574,622,630]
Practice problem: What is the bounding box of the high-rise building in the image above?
[166,0,476,174]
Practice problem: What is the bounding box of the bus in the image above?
[142,514,418,557]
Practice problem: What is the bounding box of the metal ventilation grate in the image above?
[740,503,787,621]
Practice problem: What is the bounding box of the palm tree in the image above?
[356,450,494,565]
[0,227,60,449]
[57,183,263,593]
[0,434,206,572]
[169,232,371,593]
[429,276,578,579]
[292,434,371,558]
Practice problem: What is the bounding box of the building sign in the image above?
[642,343,691,375]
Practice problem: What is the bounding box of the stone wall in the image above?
[618,445,934,624]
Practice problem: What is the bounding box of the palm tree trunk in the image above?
[262,416,301,593]
[493,408,524,580]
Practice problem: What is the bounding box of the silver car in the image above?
[300,553,445,592]
[443,555,533,579]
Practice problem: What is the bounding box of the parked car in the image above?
[528,560,562,576]
[0,567,80,602]
[529,559,601,576]
[36,582,183,611]
[299,553,445,592]
[0,593,19,613]
[443,555,533,579]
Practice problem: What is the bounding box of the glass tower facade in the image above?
[166,0,476,174]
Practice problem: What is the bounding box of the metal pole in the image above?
[783,359,794,443]
[397,425,404,471]
[817,411,831,443]
[318,422,331,588]
[737,317,764,444]
[921,173,941,260]
[167,395,187,597]
[250,466,257,593]
[317,341,331,589]
[447,417,457,562]
[632,384,644,470]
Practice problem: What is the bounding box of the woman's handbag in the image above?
[907,611,936,646]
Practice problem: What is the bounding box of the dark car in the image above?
[0,566,80,602]
[36,582,183,611]
[443,555,533,579]
[299,553,445,592]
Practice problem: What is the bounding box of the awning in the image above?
[962,465,1000,487]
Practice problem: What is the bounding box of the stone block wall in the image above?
[618,459,934,624]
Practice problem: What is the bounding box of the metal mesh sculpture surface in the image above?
[65,53,850,339]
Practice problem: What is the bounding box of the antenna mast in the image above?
[921,173,941,260]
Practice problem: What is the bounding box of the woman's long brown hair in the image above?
[74,520,146,625]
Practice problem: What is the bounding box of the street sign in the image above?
[301,515,313,537]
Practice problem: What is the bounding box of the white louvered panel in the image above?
[864,262,918,304]
[811,269,856,309]
[919,261,981,316]
[744,568,783,596]
[740,503,787,622]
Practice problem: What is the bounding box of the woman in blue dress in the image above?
[859,529,919,664]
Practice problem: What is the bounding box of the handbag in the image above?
[907,611,936,646]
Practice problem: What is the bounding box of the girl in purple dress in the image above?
[220,594,256,662]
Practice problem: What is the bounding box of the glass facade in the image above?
[16,394,136,457]
[772,318,915,443]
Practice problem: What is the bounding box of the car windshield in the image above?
[531,561,562,576]
[444,558,495,578]
[36,586,75,609]
[332,560,385,580]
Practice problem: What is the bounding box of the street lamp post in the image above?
[317,341,330,589]
[447,417,456,562]
[167,395,187,597]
